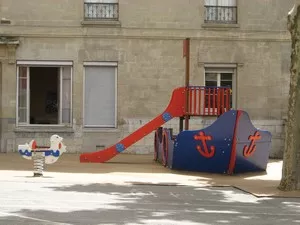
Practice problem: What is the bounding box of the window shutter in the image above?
[84,66,116,127]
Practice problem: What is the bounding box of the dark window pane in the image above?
[220,80,232,88]
[221,73,232,80]
[206,81,218,87]
[205,73,218,81]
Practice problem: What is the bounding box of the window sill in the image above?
[83,127,120,133]
[14,126,74,133]
[81,20,121,27]
[202,23,240,29]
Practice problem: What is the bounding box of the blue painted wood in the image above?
[155,110,272,174]
[234,111,272,173]
[171,110,237,173]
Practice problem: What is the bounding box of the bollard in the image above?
[18,134,67,177]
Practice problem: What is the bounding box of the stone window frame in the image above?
[16,60,73,127]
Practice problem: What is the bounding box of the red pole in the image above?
[227,88,230,111]
[193,88,197,115]
[184,38,190,130]
[217,88,220,115]
[208,88,211,116]
[213,88,216,116]
[199,88,202,115]
[189,88,193,114]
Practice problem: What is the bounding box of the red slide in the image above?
[80,87,186,163]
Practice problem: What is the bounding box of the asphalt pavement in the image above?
[0,154,299,225]
[0,174,299,225]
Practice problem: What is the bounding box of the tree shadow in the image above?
[1,183,300,225]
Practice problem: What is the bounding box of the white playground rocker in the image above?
[18,134,67,176]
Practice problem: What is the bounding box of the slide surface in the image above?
[80,87,186,163]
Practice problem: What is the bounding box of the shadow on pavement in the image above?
[1,183,300,225]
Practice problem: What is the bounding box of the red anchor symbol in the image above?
[243,131,261,157]
[194,131,215,158]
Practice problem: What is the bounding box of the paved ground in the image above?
[0,153,300,225]
[1,177,300,225]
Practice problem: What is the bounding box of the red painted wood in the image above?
[154,130,159,161]
[199,88,202,115]
[243,131,261,157]
[217,90,220,115]
[80,86,232,163]
[189,89,193,114]
[204,89,207,115]
[32,141,37,149]
[162,130,168,167]
[227,89,230,111]
[208,88,211,116]
[213,88,214,115]
[80,87,186,163]
[194,131,215,158]
[227,110,242,174]
[193,89,199,115]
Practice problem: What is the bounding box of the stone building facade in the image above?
[0,0,295,158]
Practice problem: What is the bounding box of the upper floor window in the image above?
[204,0,237,24]
[84,0,119,20]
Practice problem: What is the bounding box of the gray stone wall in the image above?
[116,117,285,158]
[0,0,295,158]
[0,0,295,30]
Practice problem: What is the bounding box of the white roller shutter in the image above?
[84,65,116,127]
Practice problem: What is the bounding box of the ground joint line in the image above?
[0,211,70,225]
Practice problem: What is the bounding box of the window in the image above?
[17,61,72,126]
[84,62,117,128]
[205,72,233,88]
[204,0,237,24]
[84,0,119,20]
[204,66,236,111]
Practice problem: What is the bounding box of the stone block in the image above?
[269,138,284,159]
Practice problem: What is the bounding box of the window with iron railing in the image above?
[84,0,119,20]
[204,0,237,24]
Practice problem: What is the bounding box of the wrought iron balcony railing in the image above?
[84,3,119,20]
[204,6,237,24]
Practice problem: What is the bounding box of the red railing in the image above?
[187,86,231,116]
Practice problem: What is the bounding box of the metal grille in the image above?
[204,6,237,24]
[84,3,119,20]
